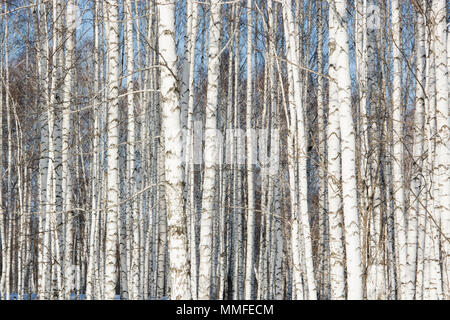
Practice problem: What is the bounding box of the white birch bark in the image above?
[432,0,450,298]
[327,5,346,298]
[86,0,101,299]
[423,15,442,300]
[267,0,283,300]
[284,0,317,300]
[283,8,302,297]
[316,1,329,299]
[244,0,256,300]
[198,0,221,300]
[232,8,244,299]
[124,0,140,300]
[158,0,192,300]
[407,5,426,299]
[62,0,76,299]
[104,0,120,300]
[183,0,199,299]
[391,0,409,299]
[330,0,363,299]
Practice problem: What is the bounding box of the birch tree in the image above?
[330,0,363,299]
[104,0,120,300]
[244,0,256,300]
[158,0,192,300]
[432,0,450,298]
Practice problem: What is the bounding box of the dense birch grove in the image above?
[0,0,448,300]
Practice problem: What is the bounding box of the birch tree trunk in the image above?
[198,0,221,300]
[125,0,139,300]
[283,0,317,300]
[62,0,76,299]
[158,0,192,300]
[104,0,120,300]
[244,0,256,300]
[432,0,450,298]
[330,0,363,299]
[391,0,409,299]
[408,4,426,299]
[184,0,200,300]
[327,4,346,298]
